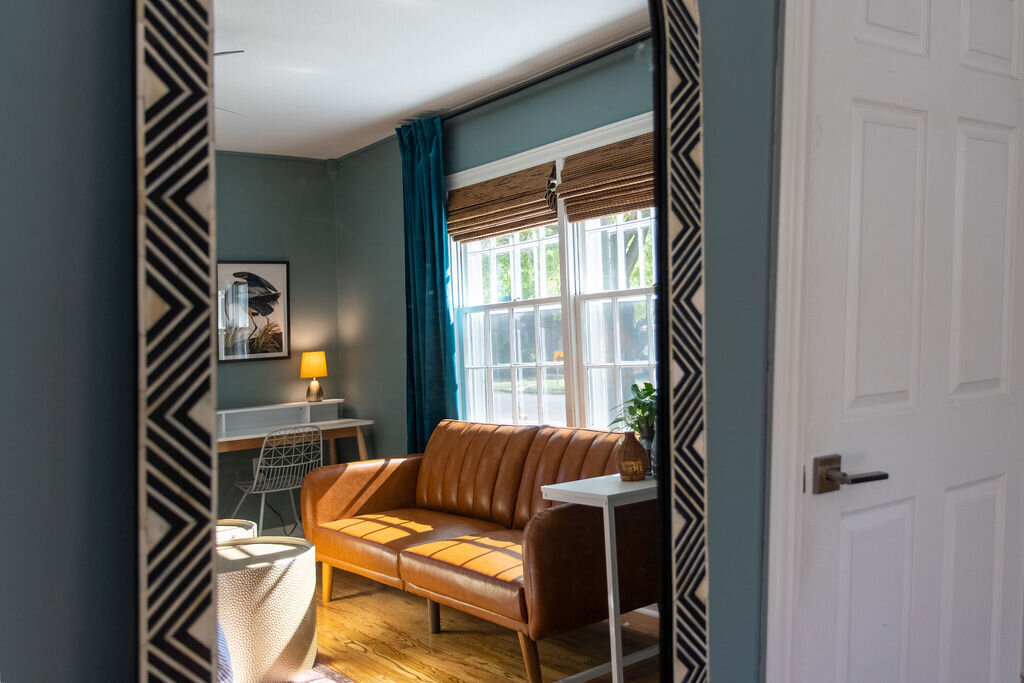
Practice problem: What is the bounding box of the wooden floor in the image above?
[314,567,660,683]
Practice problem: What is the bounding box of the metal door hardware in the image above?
[812,454,889,494]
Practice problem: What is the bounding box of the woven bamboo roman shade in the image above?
[556,133,654,222]
[445,162,556,243]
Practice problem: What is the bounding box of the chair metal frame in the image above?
[230,425,323,533]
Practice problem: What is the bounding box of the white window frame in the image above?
[449,113,655,428]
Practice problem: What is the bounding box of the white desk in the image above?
[218,418,372,463]
[541,473,658,683]
[216,401,372,463]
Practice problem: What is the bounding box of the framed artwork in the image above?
[216,260,291,362]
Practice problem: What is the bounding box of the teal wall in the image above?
[215,152,340,521]
[329,39,656,463]
[333,140,409,461]
[215,152,340,408]
[444,39,654,173]
[702,1,780,680]
[1,1,136,679]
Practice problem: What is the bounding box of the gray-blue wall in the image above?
[445,39,654,173]
[215,152,341,520]
[333,141,409,461]
[215,152,340,408]
[1,1,136,680]
[702,1,779,680]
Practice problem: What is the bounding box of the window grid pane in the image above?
[489,310,510,365]
[586,367,617,429]
[464,311,486,367]
[495,250,511,302]
[541,366,567,426]
[465,369,487,422]
[514,308,537,364]
[516,368,539,424]
[492,367,513,423]
[543,240,560,297]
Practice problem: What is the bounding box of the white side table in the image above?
[216,537,317,682]
[541,473,658,683]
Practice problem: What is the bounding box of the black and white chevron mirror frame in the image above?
[133,1,706,679]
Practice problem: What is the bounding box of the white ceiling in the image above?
[213,0,650,160]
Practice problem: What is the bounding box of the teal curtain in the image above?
[397,117,458,452]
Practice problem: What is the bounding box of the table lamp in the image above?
[300,351,327,402]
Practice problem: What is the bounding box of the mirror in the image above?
[133,1,707,680]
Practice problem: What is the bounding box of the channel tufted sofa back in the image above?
[415,420,538,527]
[512,426,620,528]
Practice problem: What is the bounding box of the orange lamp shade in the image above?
[299,351,327,378]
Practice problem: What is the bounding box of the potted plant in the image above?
[610,382,657,475]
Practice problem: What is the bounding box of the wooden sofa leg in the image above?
[517,632,542,683]
[321,562,334,603]
[427,599,441,633]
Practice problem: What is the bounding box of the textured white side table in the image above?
[542,473,659,683]
[216,537,317,682]
[216,518,258,543]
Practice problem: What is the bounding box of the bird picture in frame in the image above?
[216,260,291,361]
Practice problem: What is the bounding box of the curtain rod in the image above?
[440,30,653,123]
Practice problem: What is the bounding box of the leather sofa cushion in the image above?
[416,420,538,528]
[400,529,527,623]
[312,509,505,584]
[512,426,619,528]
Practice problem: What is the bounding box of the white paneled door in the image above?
[774,0,1024,681]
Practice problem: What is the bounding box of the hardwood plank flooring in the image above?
[313,567,659,682]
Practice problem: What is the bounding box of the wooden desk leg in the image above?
[328,439,337,466]
[355,426,368,460]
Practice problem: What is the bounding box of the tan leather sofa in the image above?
[301,419,659,682]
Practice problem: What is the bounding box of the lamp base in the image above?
[305,379,324,402]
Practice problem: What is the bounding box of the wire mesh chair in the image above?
[230,425,323,534]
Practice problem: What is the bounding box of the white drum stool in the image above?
[216,519,258,543]
[216,537,317,682]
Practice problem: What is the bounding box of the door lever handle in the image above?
[824,468,889,486]
[812,454,889,494]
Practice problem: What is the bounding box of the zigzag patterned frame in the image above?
[134,1,706,680]
[652,0,709,680]
[136,0,217,679]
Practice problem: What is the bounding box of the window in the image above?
[455,207,656,429]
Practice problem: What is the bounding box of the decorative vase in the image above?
[615,431,649,481]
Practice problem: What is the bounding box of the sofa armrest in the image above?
[301,456,423,542]
[521,499,660,641]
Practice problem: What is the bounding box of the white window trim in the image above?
[448,113,656,427]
